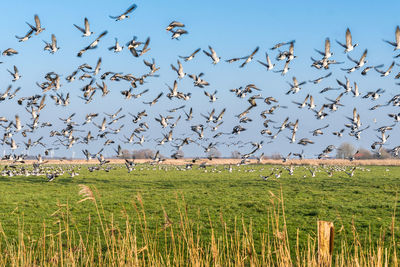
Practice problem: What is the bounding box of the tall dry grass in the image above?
[0,185,398,266]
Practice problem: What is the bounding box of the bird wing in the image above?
[124,4,138,15]
[203,50,211,57]
[289,42,294,54]
[325,38,330,55]
[35,14,41,28]
[97,30,108,40]
[293,77,298,86]
[383,39,397,47]
[346,28,352,47]
[191,48,201,57]
[266,53,273,66]
[250,46,259,57]
[26,22,36,31]
[170,63,178,72]
[387,61,395,72]
[336,79,345,88]
[209,46,217,57]
[143,59,152,67]
[257,60,269,68]
[84,17,90,32]
[302,94,310,104]
[360,49,368,62]
[336,40,345,48]
[95,57,102,72]
[177,60,183,72]
[52,34,57,46]
[155,92,163,100]
[74,24,85,33]
[129,47,139,57]
[335,92,344,102]
[139,37,150,56]
[168,21,185,29]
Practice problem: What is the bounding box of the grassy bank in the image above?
[0,164,399,265]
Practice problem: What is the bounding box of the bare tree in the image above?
[336,142,355,159]
[270,153,281,160]
[132,149,154,159]
[373,148,392,159]
[231,150,241,159]
[121,149,132,159]
[207,148,221,159]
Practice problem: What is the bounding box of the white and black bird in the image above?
[239,46,259,68]
[43,34,59,53]
[171,29,188,39]
[26,14,45,35]
[15,29,34,42]
[309,72,332,84]
[78,31,108,57]
[108,38,123,52]
[383,26,400,50]
[336,28,358,53]
[257,52,275,70]
[166,21,185,32]
[2,48,18,56]
[7,66,21,82]
[74,17,94,37]
[374,62,395,77]
[109,3,138,21]
[179,48,201,61]
[171,60,186,79]
[314,38,333,59]
[203,46,220,64]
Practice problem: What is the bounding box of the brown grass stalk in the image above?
[0,185,398,266]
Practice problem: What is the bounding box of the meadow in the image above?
[0,163,399,265]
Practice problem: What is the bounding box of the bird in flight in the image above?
[26,14,45,35]
[109,3,138,21]
[336,28,358,53]
[74,17,94,37]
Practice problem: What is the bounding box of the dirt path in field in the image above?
[3,158,400,166]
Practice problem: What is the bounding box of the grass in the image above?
[0,164,399,265]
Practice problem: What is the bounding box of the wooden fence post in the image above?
[318,221,334,267]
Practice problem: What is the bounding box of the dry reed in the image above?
[0,185,398,266]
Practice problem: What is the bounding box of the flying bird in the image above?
[7,66,21,82]
[109,3,138,21]
[166,21,185,32]
[336,28,358,53]
[257,52,275,70]
[239,46,260,68]
[16,29,34,42]
[203,46,220,64]
[179,48,201,61]
[74,17,94,37]
[383,26,400,50]
[43,34,59,53]
[26,14,45,35]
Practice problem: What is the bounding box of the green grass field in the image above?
[0,163,399,253]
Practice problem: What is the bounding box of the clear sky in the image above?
[1,0,400,159]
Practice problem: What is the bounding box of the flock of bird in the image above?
[1,3,400,180]
[1,160,391,183]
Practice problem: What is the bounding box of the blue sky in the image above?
[1,1,400,158]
